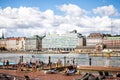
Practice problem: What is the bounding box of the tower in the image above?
[2,30,4,39]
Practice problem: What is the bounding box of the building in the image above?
[42,32,85,52]
[103,36,120,47]
[6,37,25,51]
[25,35,43,51]
[0,38,7,48]
[103,36,120,52]
[0,31,6,49]
[75,33,105,54]
[86,33,103,47]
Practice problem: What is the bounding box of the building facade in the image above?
[86,33,103,47]
[103,36,120,47]
[25,35,42,51]
[42,32,84,52]
[6,37,25,51]
[0,38,7,48]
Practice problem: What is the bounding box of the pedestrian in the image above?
[13,76,16,80]
[72,58,75,66]
[6,60,9,68]
[3,60,5,68]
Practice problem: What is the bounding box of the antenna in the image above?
[111,19,113,36]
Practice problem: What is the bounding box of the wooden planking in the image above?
[77,66,120,72]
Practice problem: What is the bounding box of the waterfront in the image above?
[0,53,120,67]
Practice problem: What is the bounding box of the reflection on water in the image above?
[0,53,120,67]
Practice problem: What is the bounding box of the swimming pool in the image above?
[0,62,17,66]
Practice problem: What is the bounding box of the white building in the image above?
[25,35,42,51]
[25,37,37,51]
[6,37,25,51]
[42,32,84,52]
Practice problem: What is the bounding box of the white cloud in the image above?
[58,4,88,17]
[93,5,119,16]
[0,4,120,37]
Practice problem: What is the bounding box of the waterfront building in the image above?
[76,33,105,54]
[42,31,85,52]
[103,36,120,52]
[6,37,25,51]
[25,35,42,51]
[86,33,103,47]
[0,31,7,49]
[0,38,7,49]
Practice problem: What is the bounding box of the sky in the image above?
[0,0,120,37]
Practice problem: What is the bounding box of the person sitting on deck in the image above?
[64,67,77,76]
[24,75,30,80]
[98,71,106,80]
[116,72,120,78]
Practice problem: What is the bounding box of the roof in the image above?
[7,37,25,40]
[87,33,103,38]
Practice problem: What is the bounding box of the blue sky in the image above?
[0,0,120,37]
[0,0,120,13]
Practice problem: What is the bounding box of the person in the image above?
[116,72,120,78]
[3,60,5,68]
[64,67,69,74]
[6,60,9,68]
[57,59,62,67]
[72,58,75,66]
[13,76,16,80]
[24,75,30,80]
[67,60,70,66]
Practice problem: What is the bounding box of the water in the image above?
[0,62,16,66]
[0,53,120,67]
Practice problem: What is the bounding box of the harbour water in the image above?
[0,53,120,67]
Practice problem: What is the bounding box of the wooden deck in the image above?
[77,66,120,72]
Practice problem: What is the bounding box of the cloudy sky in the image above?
[0,0,120,37]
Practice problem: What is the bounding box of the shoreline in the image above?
[0,51,120,57]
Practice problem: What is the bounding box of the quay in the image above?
[89,53,120,57]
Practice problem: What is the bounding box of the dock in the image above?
[77,66,120,72]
